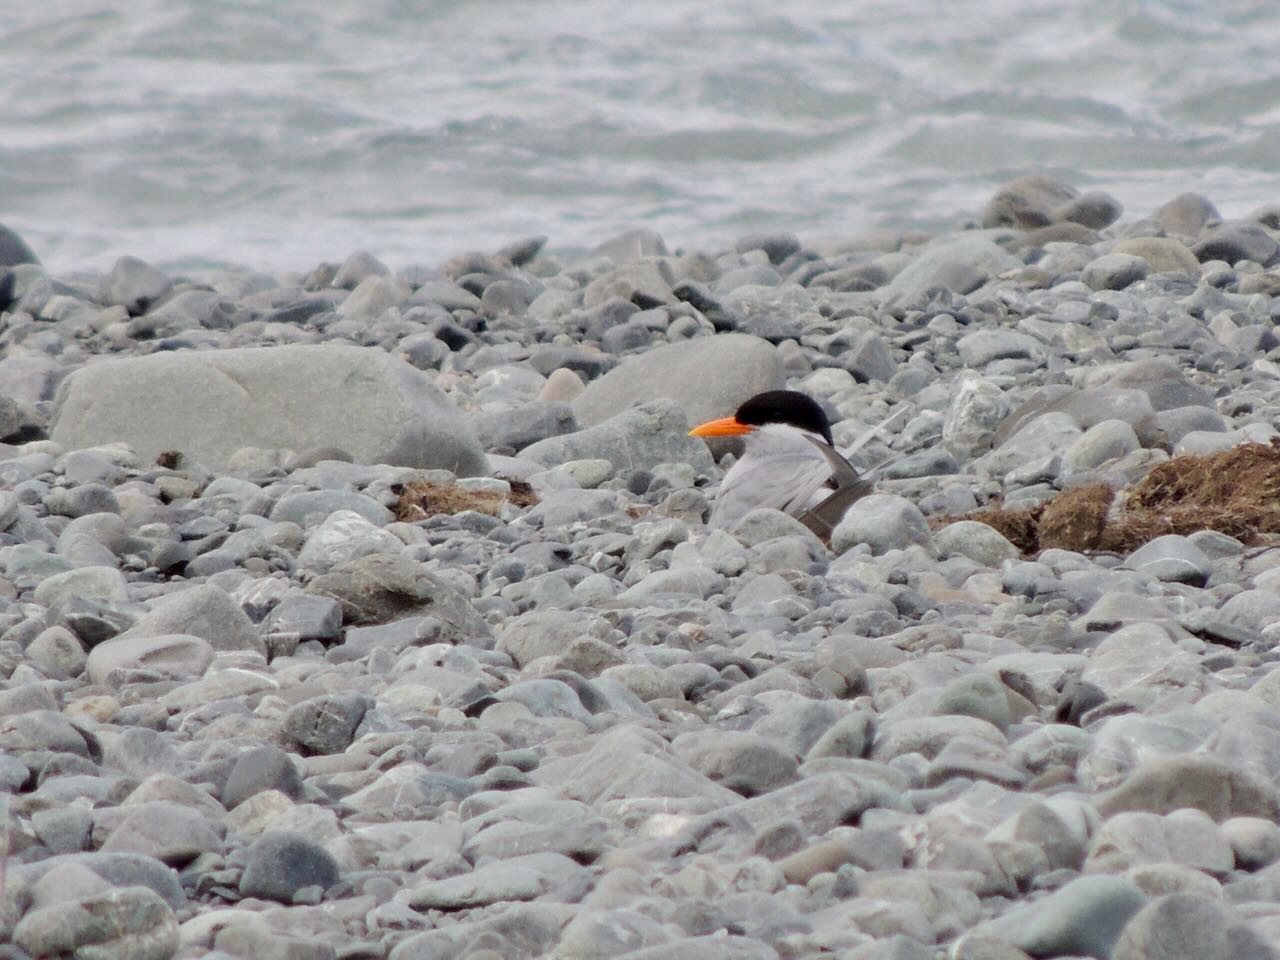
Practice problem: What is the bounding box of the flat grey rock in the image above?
[86,633,214,687]
[14,885,179,960]
[51,344,487,474]
[980,875,1146,959]
[115,584,263,656]
[404,851,591,909]
[1112,892,1273,960]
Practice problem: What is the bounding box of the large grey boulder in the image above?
[570,333,782,429]
[51,345,487,474]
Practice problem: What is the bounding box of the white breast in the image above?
[707,424,835,530]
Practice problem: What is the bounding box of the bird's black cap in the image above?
[734,390,834,446]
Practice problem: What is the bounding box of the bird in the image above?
[688,389,881,537]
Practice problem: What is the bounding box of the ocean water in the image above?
[3,0,1280,274]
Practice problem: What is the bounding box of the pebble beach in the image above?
[4,174,1280,959]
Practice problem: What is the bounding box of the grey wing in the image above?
[795,435,874,537]
[708,450,833,530]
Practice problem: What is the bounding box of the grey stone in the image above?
[297,509,404,573]
[533,725,738,806]
[499,609,615,668]
[717,263,782,291]
[1192,220,1280,266]
[7,852,186,910]
[214,925,338,960]
[671,731,799,796]
[1055,189,1123,229]
[884,235,1021,305]
[1081,622,1201,697]
[305,554,492,638]
[13,885,179,960]
[239,831,340,903]
[1086,358,1215,411]
[806,712,874,761]
[522,399,714,474]
[556,907,671,958]
[1220,589,1280,632]
[1098,755,1280,821]
[980,411,1085,479]
[842,331,898,383]
[115,584,263,656]
[750,699,840,757]
[51,344,487,475]
[31,807,93,854]
[935,674,1011,733]
[408,279,483,312]
[1081,252,1149,290]
[571,333,782,429]
[719,283,814,341]
[404,851,591,909]
[283,693,370,754]
[0,394,45,443]
[269,489,393,528]
[0,709,96,757]
[832,495,934,556]
[933,521,1018,565]
[1223,817,1280,871]
[1154,192,1221,236]
[339,275,405,322]
[1155,405,1226,443]
[583,258,677,309]
[1063,418,1140,469]
[332,250,390,288]
[729,508,825,550]
[1085,808,1233,876]
[25,625,89,680]
[496,679,594,721]
[592,229,669,264]
[102,256,174,314]
[871,715,1006,763]
[983,174,1081,229]
[610,936,780,960]
[999,385,1163,448]
[1112,893,1272,960]
[735,231,801,264]
[473,401,577,452]
[957,330,1044,367]
[943,375,1012,459]
[0,221,38,265]
[222,745,304,809]
[980,875,1146,959]
[100,801,224,866]
[1123,534,1212,585]
[263,594,343,642]
[86,633,214,687]
[1112,237,1201,274]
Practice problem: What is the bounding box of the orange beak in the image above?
[688,416,755,438]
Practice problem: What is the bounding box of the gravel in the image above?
[3,174,1280,958]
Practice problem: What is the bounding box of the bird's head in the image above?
[688,390,834,447]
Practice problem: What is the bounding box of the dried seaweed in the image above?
[394,476,538,522]
[937,441,1280,555]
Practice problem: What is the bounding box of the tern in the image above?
[689,390,900,538]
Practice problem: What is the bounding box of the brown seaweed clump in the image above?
[939,441,1280,555]
[1039,483,1115,551]
[394,476,538,522]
